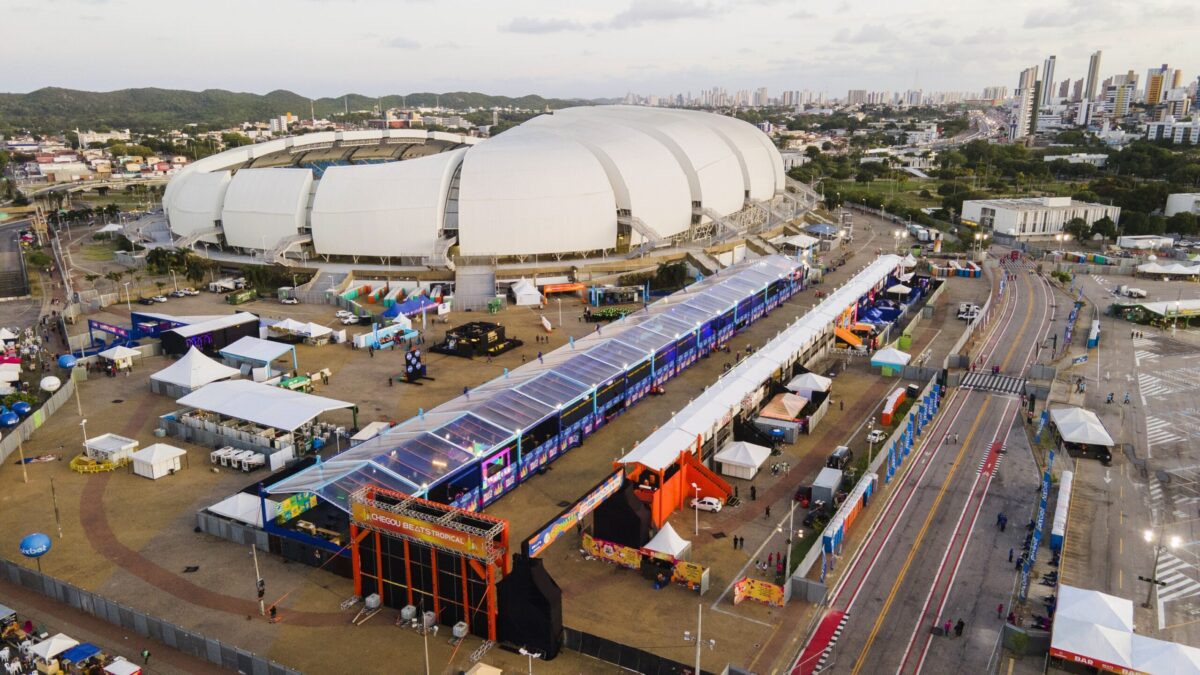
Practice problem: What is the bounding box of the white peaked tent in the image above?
[900,253,918,268]
[714,441,772,479]
[871,347,911,368]
[1049,407,1115,447]
[786,372,832,395]
[31,634,79,661]
[0,327,19,342]
[131,443,188,480]
[643,522,691,560]
[886,283,912,295]
[98,344,141,370]
[1055,585,1133,631]
[1052,618,1133,672]
[303,321,333,338]
[150,346,240,396]
[269,318,308,333]
[510,278,543,306]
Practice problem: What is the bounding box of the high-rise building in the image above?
[1145,64,1180,105]
[1162,88,1191,120]
[1103,81,1136,117]
[1011,66,1039,141]
[846,90,867,105]
[1071,79,1084,102]
[1042,55,1057,105]
[1057,80,1070,100]
[1085,50,1103,101]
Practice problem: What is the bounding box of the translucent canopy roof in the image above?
[268,254,805,508]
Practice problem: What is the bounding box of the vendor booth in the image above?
[785,372,832,397]
[268,318,333,345]
[159,312,259,356]
[84,433,138,464]
[871,347,910,376]
[150,346,241,397]
[508,278,543,307]
[714,441,771,480]
[103,658,142,675]
[96,344,141,372]
[642,522,691,561]
[219,336,299,379]
[30,633,79,667]
[1049,406,1115,463]
[130,443,188,479]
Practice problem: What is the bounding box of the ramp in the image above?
[794,610,848,675]
[834,326,862,348]
[681,451,732,501]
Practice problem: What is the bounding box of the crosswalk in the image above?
[1157,551,1200,604]
[1133,335,1159,367]
[1145,415,1186,448]
[1139,373,1172,399]
[960,372,1026,395]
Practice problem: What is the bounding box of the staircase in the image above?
[454,265,497,311]
[745,234,779,256]
[695,207,743,239]
[269,233,313,266]
[620,214,667,252]
[686,250,723,276]
[426,237,457,270]
[174,226,223,250]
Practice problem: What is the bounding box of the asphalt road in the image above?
[0,217,42,329]
[811,254,1056,674]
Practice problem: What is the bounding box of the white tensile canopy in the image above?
[0,327,18,342]
[1131,635,1200,674]
[207,492,280,528]
[510,278,542,306]
[303,321,333,338]
[871,347,911,367]
[270,318,307,333]
[1055,585,1133,631]
[151,347,240,390]
[177,380,353,432]
[643,522,691,559]
[901,253,918,267]
[714,441,771,470]
[130,443,188,480]
[31,633,79,661]
[103,659,142,675]
[1049,407,1115,447]
[887,283,912,295]
[786,372,832,394]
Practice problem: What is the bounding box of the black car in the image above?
[137,297,155,305]
[803,500,828,527]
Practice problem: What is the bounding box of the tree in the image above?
[1167,212,1199,236]
[155,281,167,294]
[1090,216,1117,241]
[104,271,123,293]
[1064,217,1091,242]
[804,146,822,159]
[84,273,100,291]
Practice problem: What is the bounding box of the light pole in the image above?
[1173,301,1180,336]
[79,418,88,454]
[169,268,178,292]
[867,422,878,466]
[557,297,563,327]
[1142,529,1181,608]
[518,648,542,674]
[682,603,712,675]
[122,282,131,311]
[691,482,700,536]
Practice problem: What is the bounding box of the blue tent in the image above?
[59,643,101,663]
[383,295,438,319]
[806,223,839,237]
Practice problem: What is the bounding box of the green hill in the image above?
[0,87,595,133]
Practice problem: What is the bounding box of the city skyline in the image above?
[2,0,1197,100]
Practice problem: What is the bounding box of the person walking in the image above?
[765,505,771,518]
[954,619,965,637]
[1124,392,1131,404]
[1008,547,1014,563]
[750,485,757,501]
[943,619,952,636]
[997,603,1004,619]
[954,433,959,444]
[141,650,151,665]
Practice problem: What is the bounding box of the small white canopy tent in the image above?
[31,633,79,661]
[1049,407,1115,447]
[130,443,188,480]
[103,658,142,675]
[0,362,20,383]
[97,344,141,370]
[714,441,772,480]
[509,278,543,307]
[871,347,911,368]
[0,327,18,343]
[900,253,918,268]
[150,346,240,396]
[643,522,691,560]
[84,433,138,463]
[786,372,832,395]
[207,492,280,528]
[886,283,912,296]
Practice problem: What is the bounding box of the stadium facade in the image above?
[162,105,786,262]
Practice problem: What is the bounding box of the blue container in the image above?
[57,355,77,369]
[12,401,31,415]
[0,412,17,427]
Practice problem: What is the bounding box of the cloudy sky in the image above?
[4,0,1197,99]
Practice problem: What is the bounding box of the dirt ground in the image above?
[1,215,990,674]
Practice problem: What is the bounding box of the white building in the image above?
[1010,66,1039,141]
[1165,193,1200,217]
[905,123,939,146]
[961,197,1121,240]
[76,129,131,145]
[1146,117,1200,144]
[1043,153,1107,167]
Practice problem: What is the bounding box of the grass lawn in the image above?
[79,241,119,262]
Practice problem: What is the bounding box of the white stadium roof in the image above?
[164,106,785,259]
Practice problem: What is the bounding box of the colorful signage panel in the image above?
[582,533,642,570]
[351,502,488,559]
[526,471,623,558]
[733,577,786,607]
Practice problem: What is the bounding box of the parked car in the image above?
[690,496,723,513]
[827,445,853,470]
[280,297,299,305]
[181,287,200,296]
[340,316,361,325]
[335,310,354,319]
[137,297,155,305]
[866,429,887,444]
[794,484,812,506]
[168,290,187,298]
[150,295,168,303]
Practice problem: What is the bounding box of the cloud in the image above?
[501,16,587,33]
[834,24,891,43]
[790,9,815,19]
[1024,0,1119,28]
[384,36,420,48]
[502,1,717,34]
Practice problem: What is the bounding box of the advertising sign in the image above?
[672,560,709,594]
[351,502,488,559]
[275,492,317,524]
[526,471,623,558]
[582,533,642,570]
[732,577,787,607]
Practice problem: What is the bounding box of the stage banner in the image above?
[351,502,488,558]
[732,577,787,607]
[275,492,317,524]
[527,470,623,558]
[583,533,642,570]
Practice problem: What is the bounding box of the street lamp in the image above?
[79,418,88,453]
[518,648,542,674]
[682,603,714,675]
[1142,528,1182,608]
[1173,301,1181,336]
[867,422,878,465]
[122,282,132,311]
[691,482,700,536]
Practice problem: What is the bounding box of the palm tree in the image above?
[104,271,123,294]
[84,273,100,292]
[132,273,144,297]
[154,281,167,295]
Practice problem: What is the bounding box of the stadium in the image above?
[161,105,799,265]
